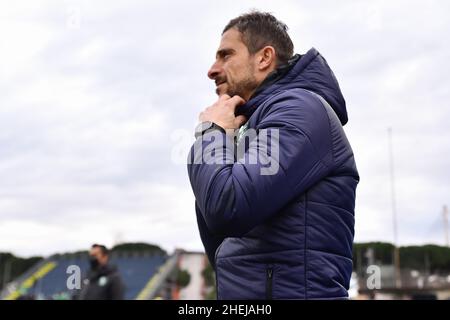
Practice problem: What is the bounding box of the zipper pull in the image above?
[266,267,273,300]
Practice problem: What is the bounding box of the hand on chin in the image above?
[216,83,228,96]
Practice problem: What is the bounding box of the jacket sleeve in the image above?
[195,202,224,269]
[187,93,334,238]
[109,273,125,300]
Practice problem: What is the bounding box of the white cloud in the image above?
[0,181,198,256]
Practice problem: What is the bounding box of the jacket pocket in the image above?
[266,267,273,300]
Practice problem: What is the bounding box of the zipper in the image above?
[215,268,219,300]
[266,267,273,300]
[214,241,224,300]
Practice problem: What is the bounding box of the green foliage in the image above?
[201,262,215,287]
[201,261,216,300]
[112,242,167,256]
[353,242,395,266]
[204,288,217,300]
[399,245,450,272]
[0,253,43,290]
[353,242,450,273]
[176,268,191,288]
[51,242,167,259]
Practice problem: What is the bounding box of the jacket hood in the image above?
[237,48,348,125]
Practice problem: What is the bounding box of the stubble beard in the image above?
[217,66,259,100]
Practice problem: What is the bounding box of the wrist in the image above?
[194,121,226,139]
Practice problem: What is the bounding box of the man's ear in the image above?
[257,46,276,71]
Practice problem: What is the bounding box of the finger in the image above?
[234,115,247,127]
[219,94,231,101]
[228,95,246,108]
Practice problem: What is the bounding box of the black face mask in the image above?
[89,257,100,270]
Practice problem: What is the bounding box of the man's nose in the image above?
[207,62,221,80]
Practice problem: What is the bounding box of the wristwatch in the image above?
[194,121,226,139]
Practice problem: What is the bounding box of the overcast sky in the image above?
[1,0,449,257]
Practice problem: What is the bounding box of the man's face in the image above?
[89,247,108,267]
[207,28,259,101]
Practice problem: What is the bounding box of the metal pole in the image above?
[0,254,2,291]
[388,127,401,288]
[444,205,449,247]
[357,247,363,288]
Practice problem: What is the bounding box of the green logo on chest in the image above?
[237,122,249,143]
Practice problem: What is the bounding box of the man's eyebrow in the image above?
[216,48,235,58]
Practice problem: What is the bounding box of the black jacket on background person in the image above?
[77,264,125,300]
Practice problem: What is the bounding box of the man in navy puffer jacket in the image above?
[187,11,359,299]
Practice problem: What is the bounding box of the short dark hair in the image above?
[92,244,109,256]
[223,11,294,65]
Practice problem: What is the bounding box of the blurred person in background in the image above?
[77,244,124,300]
